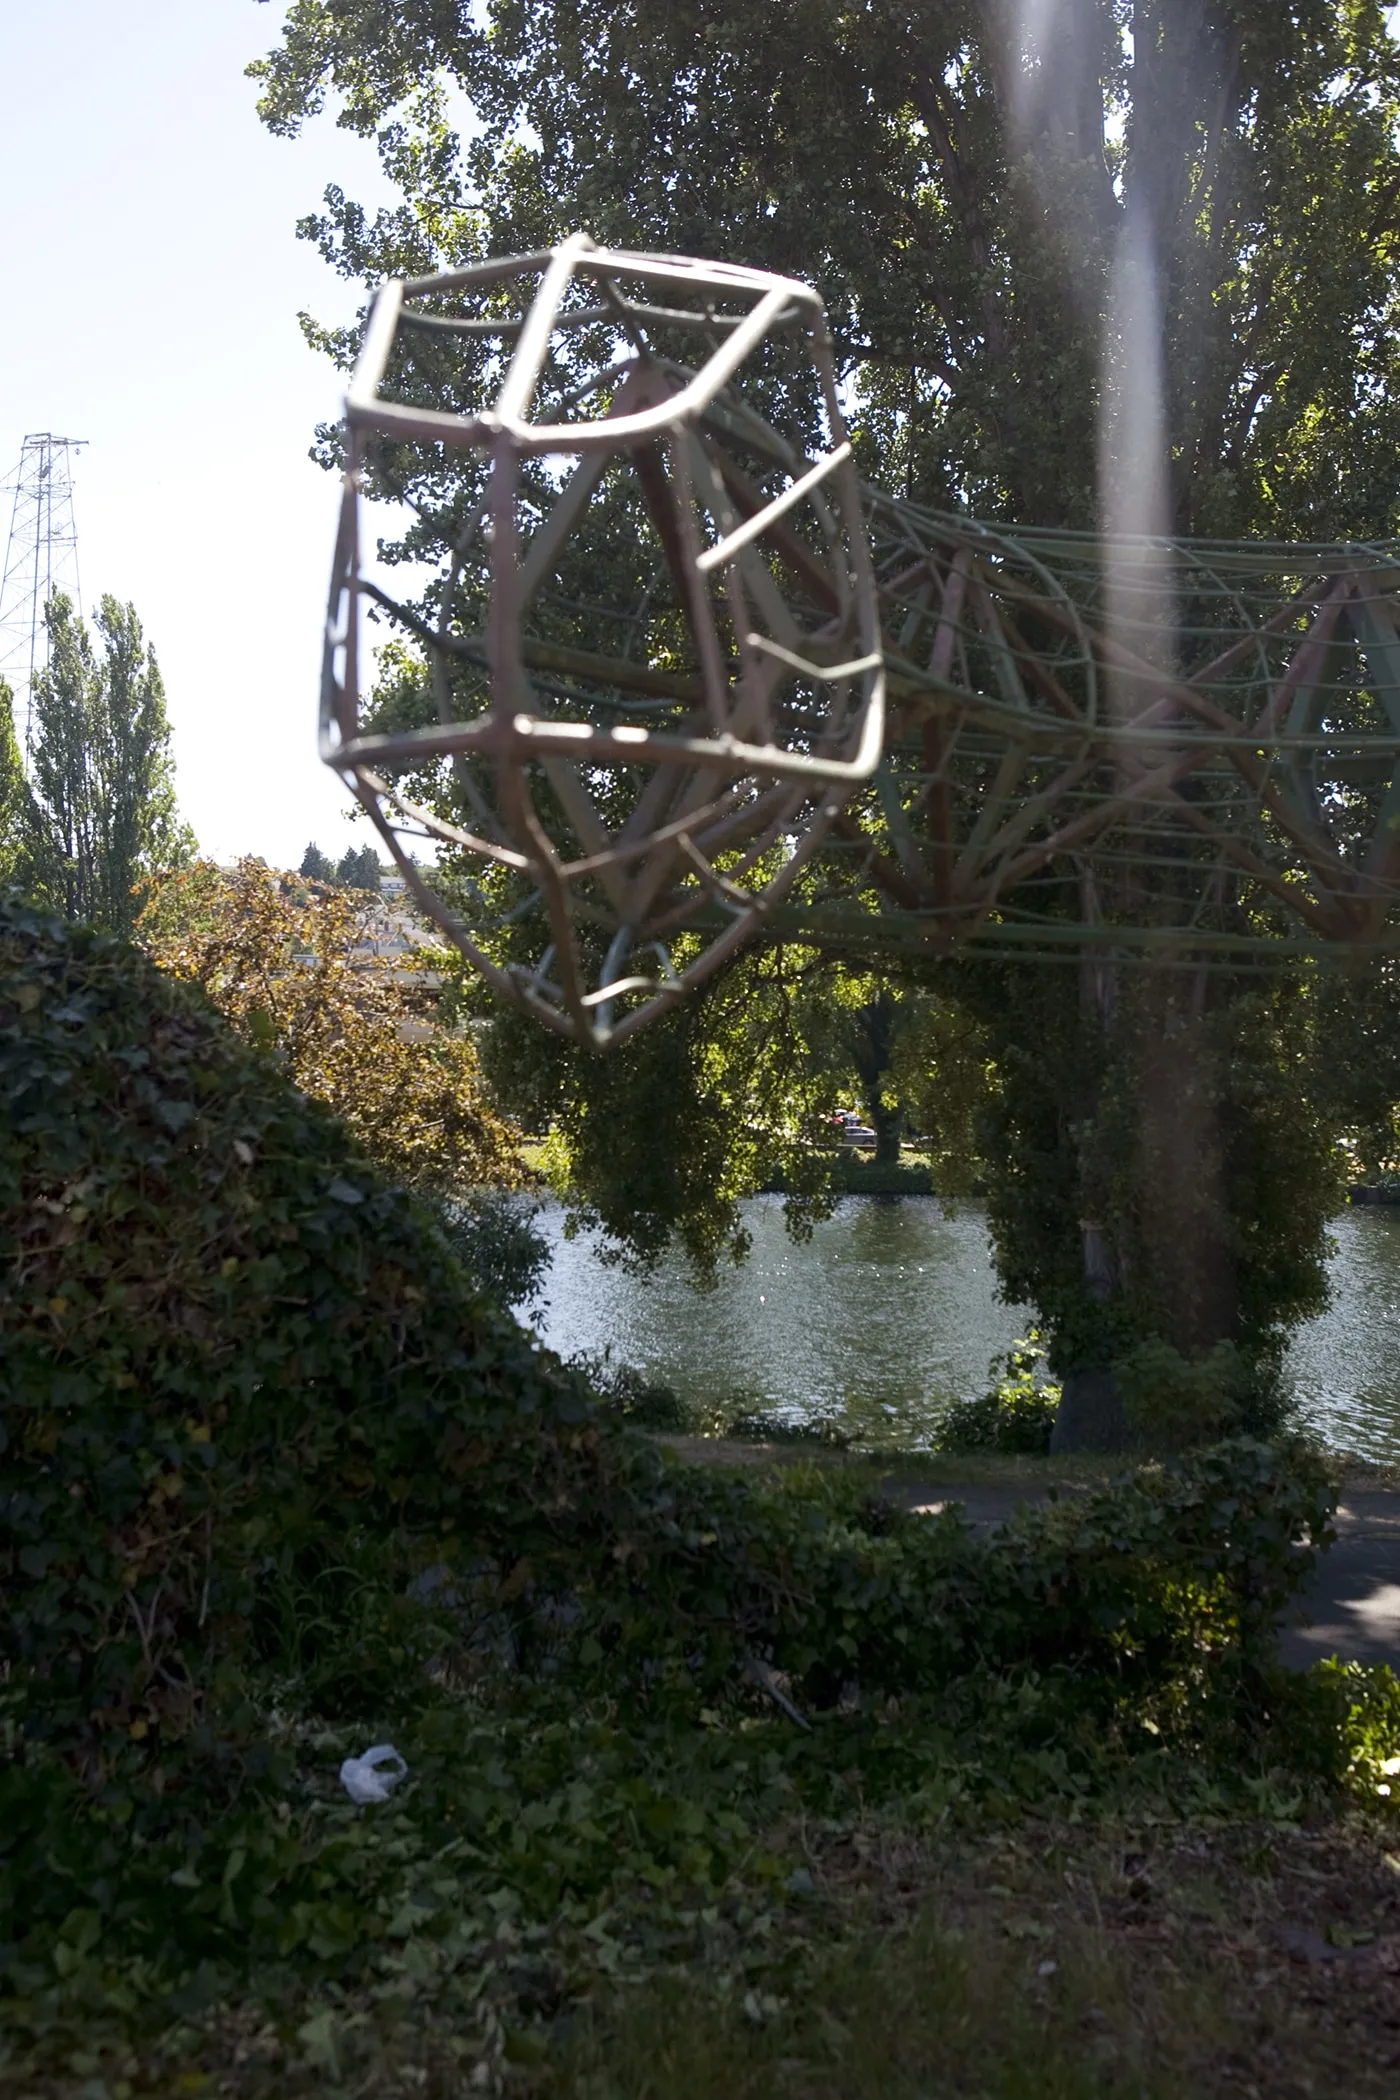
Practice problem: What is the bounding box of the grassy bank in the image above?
[553,1817,1400,2100]
[761,1152,939,1196]
[520,1142,942,1197]
[652,1432,1400,1494]
[650,1432,1127,1491]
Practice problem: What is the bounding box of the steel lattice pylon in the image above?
[0,433,86,746]
[323,238,1400,1045]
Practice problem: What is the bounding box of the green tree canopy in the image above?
[254,0,1400,537]
[0,679,31,890]
[25,595,194,934]
[251,1,1400,1437]
[299,838,336,881]
[299,839,382,889]
[337,841,383,891]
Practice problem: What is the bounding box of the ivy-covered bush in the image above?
[933,1335,1061,1454]
[583,1435,1339,1722]
[0,898,1358,2017]
[0,901,1342,1764]
[0,897,595,1786]
[1115,1334,1266,1447]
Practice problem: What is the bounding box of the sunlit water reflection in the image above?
[1286,1206,1400,1459]
[525,1195,1400,1460]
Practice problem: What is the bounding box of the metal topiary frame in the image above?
[323,234,1400,1045]
[322,232,885,1046]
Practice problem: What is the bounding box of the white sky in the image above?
[0,0,398,867]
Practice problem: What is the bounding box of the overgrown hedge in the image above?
[0,896,598,1787]
[0,898,1362,2000]
[0,901,1344,1737]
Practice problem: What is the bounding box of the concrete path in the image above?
[881,1478,1400,1671]
[1278,1489,1400,1670]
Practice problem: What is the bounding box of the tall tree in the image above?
[0,680,32,890]
[798,977,918,1166]
[255,0,1400,539]
[27,595,194,933]
[300,839,336,882]
[253,1,1400,1439]
[337,842,383,891]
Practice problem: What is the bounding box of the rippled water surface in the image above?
[1286,1206,1400,1458]
[527,1195,1400,1459]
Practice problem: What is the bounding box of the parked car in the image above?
[829,1110,878,1147]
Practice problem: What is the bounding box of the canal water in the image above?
[526,1195,1400,1461]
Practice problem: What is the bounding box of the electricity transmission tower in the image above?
[0,433,86,744]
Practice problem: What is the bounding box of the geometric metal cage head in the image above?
[322,231,885,1048]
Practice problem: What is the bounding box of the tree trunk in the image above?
[1050,891,1131,1451]
[852,989,903,1163]
[1049,966,1236,1452]
[1051,1215,1129,1451]
[868,1094,903,1165]
[1133,968,1235,1358]
[1051,1369,1129,1453]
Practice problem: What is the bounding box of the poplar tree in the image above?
[26,595,194,934]
[0,680,31,889]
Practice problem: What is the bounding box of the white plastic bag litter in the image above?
[339,1743,407,1804]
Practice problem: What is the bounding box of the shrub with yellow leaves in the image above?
[138,859,522,1196]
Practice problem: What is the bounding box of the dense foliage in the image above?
[477,940,848,1275]
[3,894,1398,2081]
[241,1,1400,1443]
[19,594,193,932]
[0,894,585,1778]
[299,838,383,890]
[138,858,523,1199]
[0,892,1360,1794]
[436,1188,553,1308]
[0,680,25,889]
[933,1334,1061,1455]
[255,0,1400,541]
[965,960,1347,1415]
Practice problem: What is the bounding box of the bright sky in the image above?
[0,0,397,867]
